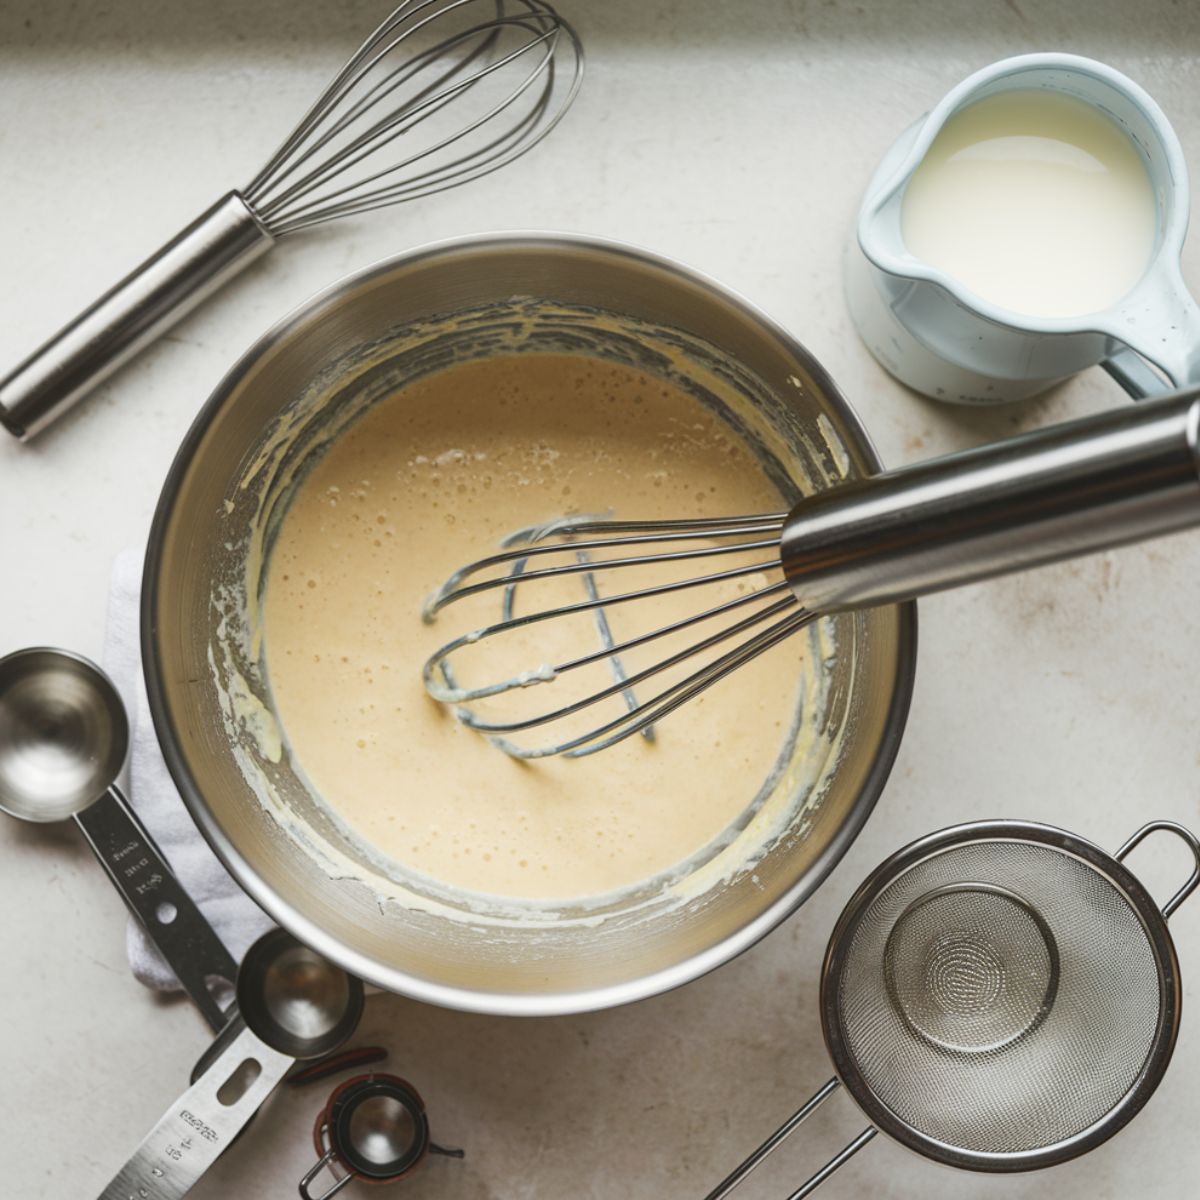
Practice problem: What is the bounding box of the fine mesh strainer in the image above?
[705,819,1200,1199]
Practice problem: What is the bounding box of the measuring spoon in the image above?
[99,928,365,1200]
[300,1073,464,1199]
[0,646,237,1030]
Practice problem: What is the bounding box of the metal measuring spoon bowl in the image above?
[0,646,238,1031]
[0,646,128,822]
[99,928,365,1200]
[237,927,365,1058]
[300,1073,464,1200]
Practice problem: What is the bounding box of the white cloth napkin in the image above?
[103,548,273,992]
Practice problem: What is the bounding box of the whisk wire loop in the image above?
[429,547,784,615]
[426,578,799,708]
[551,581,798,679]
[422,513,812,758]
[258,19,557,222]
[482,604,816,759]
[423,513,788,615]
[456,592,803,734]
[256,3,491,158]
[244,0,583,236]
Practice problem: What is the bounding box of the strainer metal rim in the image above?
[819,819,1184,1173]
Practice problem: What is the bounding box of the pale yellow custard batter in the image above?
[263,352,805,902]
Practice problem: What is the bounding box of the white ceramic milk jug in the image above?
[846,53,1200,404]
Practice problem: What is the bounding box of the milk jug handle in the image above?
[1104,264,1200,398]
[1102,348,1173,400]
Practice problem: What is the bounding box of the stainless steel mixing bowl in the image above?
[142,233,916,1016]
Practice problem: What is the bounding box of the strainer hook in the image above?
[1115,821,1200,918]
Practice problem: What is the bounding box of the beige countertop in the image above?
[2,2,1199,1196]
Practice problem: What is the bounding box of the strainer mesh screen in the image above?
[832,841,1161,1157]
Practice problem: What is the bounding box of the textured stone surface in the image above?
[1,2,1198,1196]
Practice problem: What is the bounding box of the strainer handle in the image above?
[1115,821,1200,918]
[783,1126,878,1200]
[702,1078,877,1200]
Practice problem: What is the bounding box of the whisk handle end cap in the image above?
[0,191,274,441]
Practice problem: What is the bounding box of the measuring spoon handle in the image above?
[97,1024,293,1200]
[74,784,238,1031]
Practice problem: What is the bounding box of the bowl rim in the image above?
[141,229,918,1016]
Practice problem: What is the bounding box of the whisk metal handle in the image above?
[781,387,1200,611]
[0,192,274,440]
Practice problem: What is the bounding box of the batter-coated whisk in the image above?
[423,387,1200,758]
[0,0,582,440]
